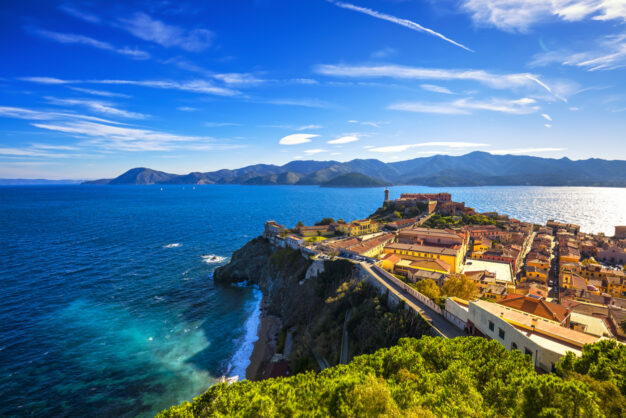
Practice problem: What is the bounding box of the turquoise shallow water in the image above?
[1,185,625,416]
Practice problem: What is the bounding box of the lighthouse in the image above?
[384,188,390,203]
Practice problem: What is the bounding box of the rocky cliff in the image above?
[214,237,431,377]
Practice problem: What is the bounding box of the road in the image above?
[360,262,464,339]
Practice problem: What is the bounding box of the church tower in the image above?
[384,188,390,203]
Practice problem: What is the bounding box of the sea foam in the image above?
[226,286,262,380]
[201,254,227,264]
[163,243,181,248]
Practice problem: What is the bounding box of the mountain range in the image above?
[82,151,626,187]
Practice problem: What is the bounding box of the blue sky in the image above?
[1,0,626,179]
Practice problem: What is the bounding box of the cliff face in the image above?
[214,238,312,318]
[215,237,431,377]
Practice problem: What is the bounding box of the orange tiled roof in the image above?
[496,294,570,323]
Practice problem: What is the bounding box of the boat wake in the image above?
[201,254,227,264]
[163,243,181,248]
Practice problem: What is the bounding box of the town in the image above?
[263,190,626,373]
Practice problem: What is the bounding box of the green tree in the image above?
[413,279,441,301]
[621,319,626,334]
[442,274,478,300]
[316,217,335,226]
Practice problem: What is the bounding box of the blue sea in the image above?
[1,185,626,417]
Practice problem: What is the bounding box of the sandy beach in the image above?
[245,304,281,380]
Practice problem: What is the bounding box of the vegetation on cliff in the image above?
[423,213,497,229]
[159,337,626,417]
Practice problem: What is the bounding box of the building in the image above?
[598,245,626,265]
[383,242,464,273]
[336,219,380,236]
[397,227,467,248]
[341,233,394,258]
[496,294,571,325]
[285,235,304,250]
[399,193,451,202]
[614,226,626,239]
[546,220,580,235]
[263,220,285,240]
[296,225,335,237]
[467,299,599,372]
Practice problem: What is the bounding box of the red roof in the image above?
[496,294,570,323]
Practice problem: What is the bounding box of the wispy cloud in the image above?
[531,33,626,71]
[30,28,150,59]
[371,47,396,59]
[279,134,319,145]
[328,135,359,144]
[315,64,554,95]
[45,97,148,119]
[59,4,101,23]
[390,97,540,115]
[177,106,197,112]
[541,113,552,121]
[19,77,74,84]
[545,124,552,128]
[420,84,455,94]
[118,12,213,52]
[347,120,387,128]
[0,106,231,153]
[263,98,334,108]
[21,76,240,97]
[67,86,130,98]
[461,0,626,32]
[329,1,473,52]
[368,141,490,153]
[296,124,323,130]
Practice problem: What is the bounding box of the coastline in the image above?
[245,300,281,380]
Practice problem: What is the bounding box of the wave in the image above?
[201,254,227,264]
[226,287,262,380]
[163,243,181,248]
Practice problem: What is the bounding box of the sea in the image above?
[1,185,625,417]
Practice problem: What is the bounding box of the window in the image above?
[511,342,518,350]
[498,328,505,339]
[525,348,532,357]
[488,321,494,331]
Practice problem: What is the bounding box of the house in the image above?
[598,245,626,265]
[496,293,571,326]
[296,225,335,237]
[524,266,549,284]
[467,299,599,372]
[397,227,467,248]
[341,233,394,258]
[263,220,285,240]
[285,235,304,250]
[335,219,380,236]
[383,242,464,273]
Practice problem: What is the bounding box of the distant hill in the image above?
[321,172,388,188]
[81,151,626,187]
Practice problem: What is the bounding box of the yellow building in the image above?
[472,239,489,253]
[383,242,463,273]
[523,266,549,284]
[526,257,550,270]
[336,219,380,236]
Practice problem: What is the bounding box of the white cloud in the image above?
[19,77,74,84]
[461,0,626,32]
[304,148,327,154]
[569,106,580,111]
[177,106,197,112]
[0,106,231,153]
[491,147,565,154]
[68,87,130,98]
[330,1,473,51]
[331,152,342,156]
[541,113,552,121]
[390,97,540,115]
[45,97,147,119]
[420,84,455,94]
[59,4,101,23]
[347,120,387,128]
[545,123,552,128]
[371,47,396,59]
[92,79,239,96]
[263,98,334,108]
[315,64,554,95]
[531,33,626,71]
[369,141,490,153]
[295,124,323,130]
[31,28,150,59]
[328,135,359,144]
[279,134,319,145]
[118,12,213,52]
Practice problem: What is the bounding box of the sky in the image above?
[1,0,626,179]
